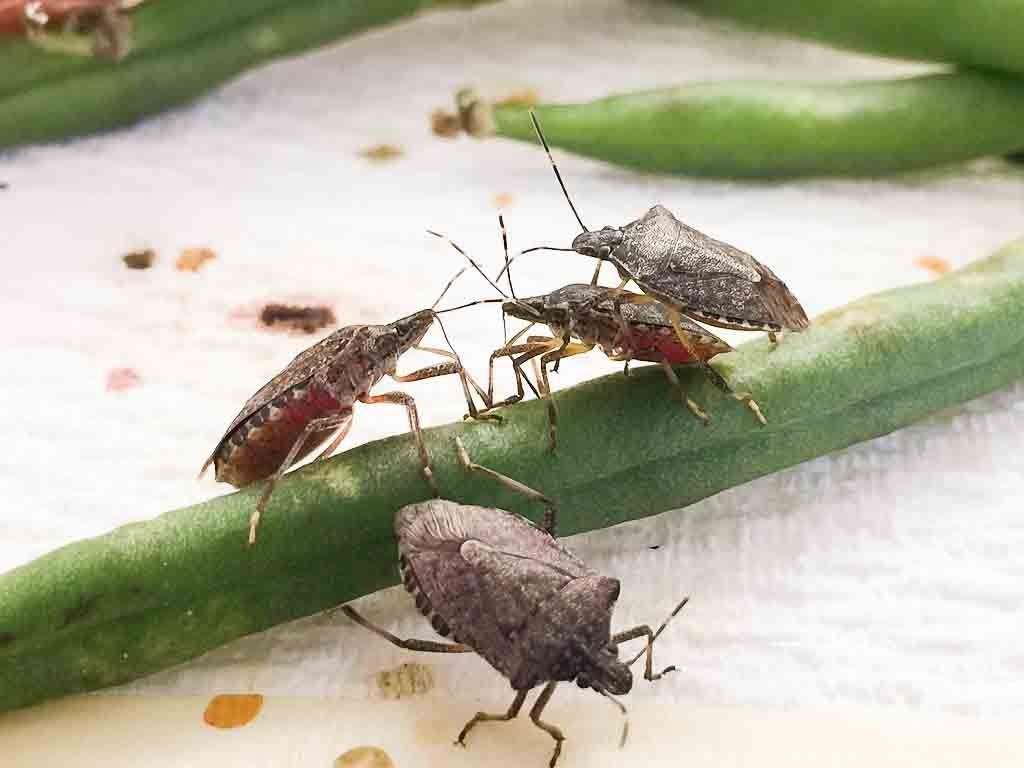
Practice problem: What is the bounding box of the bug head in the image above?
[391,309,436,353]
[577,646,633,696]
[572,226,623,261]
[501,296,545,323]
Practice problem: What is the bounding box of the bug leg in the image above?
[340,607,472,653]
[693,359,768,426]
[659,360,710,426]
[393,348,497,423]
[479,340,551,413]
[455,689,528,749]
[536,340,592,453]
[550,332,573,374]
[529,682,566,767]
[311,415,354,462]
[589,260,604,286]
[249,411,352,546]
[619,596,690,681]
[359,391,439,496]
[454,436,558,535]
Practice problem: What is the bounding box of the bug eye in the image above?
[598,245,611,258]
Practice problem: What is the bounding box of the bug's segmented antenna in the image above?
[429,265,469,310]
[597,689,630,748]
[499,214,516,301]
[428,229,509,300]
[530,110,587,233]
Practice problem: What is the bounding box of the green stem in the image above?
[479,72,1024,177]
[2,239,1024,712]
[677,0,1024,78]
[0,0,426,149]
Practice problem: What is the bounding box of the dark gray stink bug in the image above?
[199,268,491,546]
[343,436,688,767]
[522,112,809,347]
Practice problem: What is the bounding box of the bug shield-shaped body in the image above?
[205,310,434,487]
[504,284,732,365]
[572,205,809,333]
[396,499,632,695]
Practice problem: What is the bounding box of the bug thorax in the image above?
[571,226,623,260]
[576,644,633,696]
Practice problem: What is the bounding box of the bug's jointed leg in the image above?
[659,360,710,426]
[454,436,558,535]
[340,606,472,653]
[391,348,495,421]
[694,357,767,426]
[529,682,566,768]
[249,411,352,546]
[618,596,690,680]
[535,338,593,453]
[456,688,528,748]
[359,391,439,496]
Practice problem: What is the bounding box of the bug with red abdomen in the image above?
[431,222,764,453]
[200,271,490,546]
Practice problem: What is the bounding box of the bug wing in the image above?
[200,326,360,474]
[397,502,591,674]
[622,206,809,330]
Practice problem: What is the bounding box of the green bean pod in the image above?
[2,238,1024,712]
[0,0,425,150]
[678,0,1024,78]
[457,72,1024,177]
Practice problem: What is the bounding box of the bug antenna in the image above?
[430,264,469,310]
[597,688,630,748]
[626,596,691,667]
[498,214,516,301]
[428,229,508,300]
[530,110,587,233]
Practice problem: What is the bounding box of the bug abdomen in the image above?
[213,385,348,487]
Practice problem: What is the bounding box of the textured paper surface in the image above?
[1,0,1023,746]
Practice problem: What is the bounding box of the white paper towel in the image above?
[1,0,1023,723]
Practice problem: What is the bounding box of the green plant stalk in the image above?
[2,239,1024,712]
[0,0,305,100]
[678,0,1024,78]
[479,72,1024,177]
[0,0,425,149]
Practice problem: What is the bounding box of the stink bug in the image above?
[519,112,809,348]
[431,220,765,453]
[343,437,688,767]
[199,268,490,546]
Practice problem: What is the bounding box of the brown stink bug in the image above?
[521,112,809,349]
[342,437,688,767]
[430,220,765,452]
[199,268,491,546]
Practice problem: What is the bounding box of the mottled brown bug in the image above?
[432,222,765,452]
[343,437,688,767]
[521,112,809,350]
[199,270,489,546]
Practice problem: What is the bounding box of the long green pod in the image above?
[679,0,1024,78]
[0,0,425,149]
[0,0,306,100]
[2,238,1024,712]
[459,72,1024,177]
